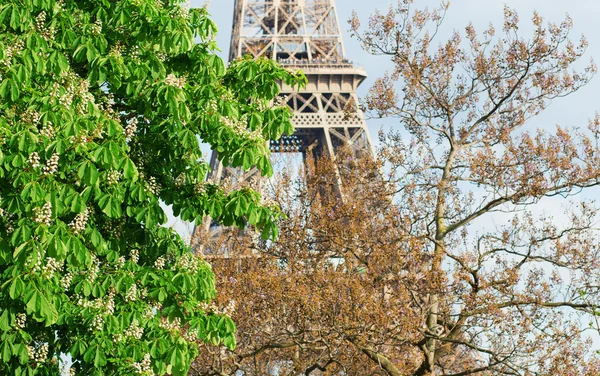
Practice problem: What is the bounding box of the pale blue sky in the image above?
[196,0,600,137]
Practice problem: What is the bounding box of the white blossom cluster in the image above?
[220,90,234,102]
[69,208,89,234]
[1,39,24,67]
[91,19,102,36]
[77,79,94,114]
[23,109,41,125]
[129,45,141,60]
[33,202,52,225]
[154,256,166,269]
[125,283,137,302]
[98,93,116,119]
[26,343,48,364]
[109,43,125,57]
[174,173,186,187]
[182,328,198,342]
[28,152,41,168]
[221,176,233,195]
[202,176,231,195]
[103,218,125,239]
[143,303,161,319]
[221,114,264,144]
[60,271,74,290]
[261,197,278,209]
[41,257,61,279]
[15,313,26,329]
[40,122,55,139]
[220,115,244,135]
[76,295,91,308]
[124,319,144,340]
[87,256,99,283]
[164,73,185,89]
[273,95,286,108]
[174,253,201,272]
[137,169,145,181]
[105,290,115,315]
[116,256,126,269]
[34,11,44,29]
[172,0,190,19]
[205,99,218,113]
[49,81,61,102]
[131,353,153,375]
[146,176,161,195]
[26,251,43,272]
[91,314,104,331]
[58,73,75,108]
[107,170,122,186]
[198,300,236,316]
[76,291,115,315]
[130,249,139,264]
[42,153,59,175]
[124,118,138,140]
[242,176,260,191]
[49,72,94,114]
[159,317,181,331]
[194,181,207,195]
[156,52,167,62]
[35,11,56,41]
[54,0,65,10]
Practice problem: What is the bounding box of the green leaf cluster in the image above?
[0,0,304,374]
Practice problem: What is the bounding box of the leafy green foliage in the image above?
[0,0,304,374]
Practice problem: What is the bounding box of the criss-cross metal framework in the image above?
[230,0,345,63]
[192,0,373,248]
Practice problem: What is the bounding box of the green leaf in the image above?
[223,335,236,351]
[83,344,96,363]
[11,225,31,246]
[18,343,28,364]
[249,112,262,129]
[9,277,24,299]
[98,194,122,218]
[25,291,38,316]
[10,79,19,102]
[1,340,11,363]
[78,161,99,186]
[47,235,67,259]
[123,158,137,179]
[0,309,10,331]
[94,346,107,367]
[0,79,10,99]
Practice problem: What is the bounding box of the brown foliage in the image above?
[191,2,600,375]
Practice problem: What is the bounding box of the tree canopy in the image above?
[0,0,303,375]
[191,1,600,375]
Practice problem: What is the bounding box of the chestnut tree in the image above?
[0,0,302,375]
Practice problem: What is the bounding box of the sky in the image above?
[196,0,600,136]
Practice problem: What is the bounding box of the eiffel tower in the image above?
[192,0,374,247]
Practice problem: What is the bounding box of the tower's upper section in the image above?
[230,0,354,68]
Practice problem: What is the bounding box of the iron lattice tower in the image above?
[193,0,374,245]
